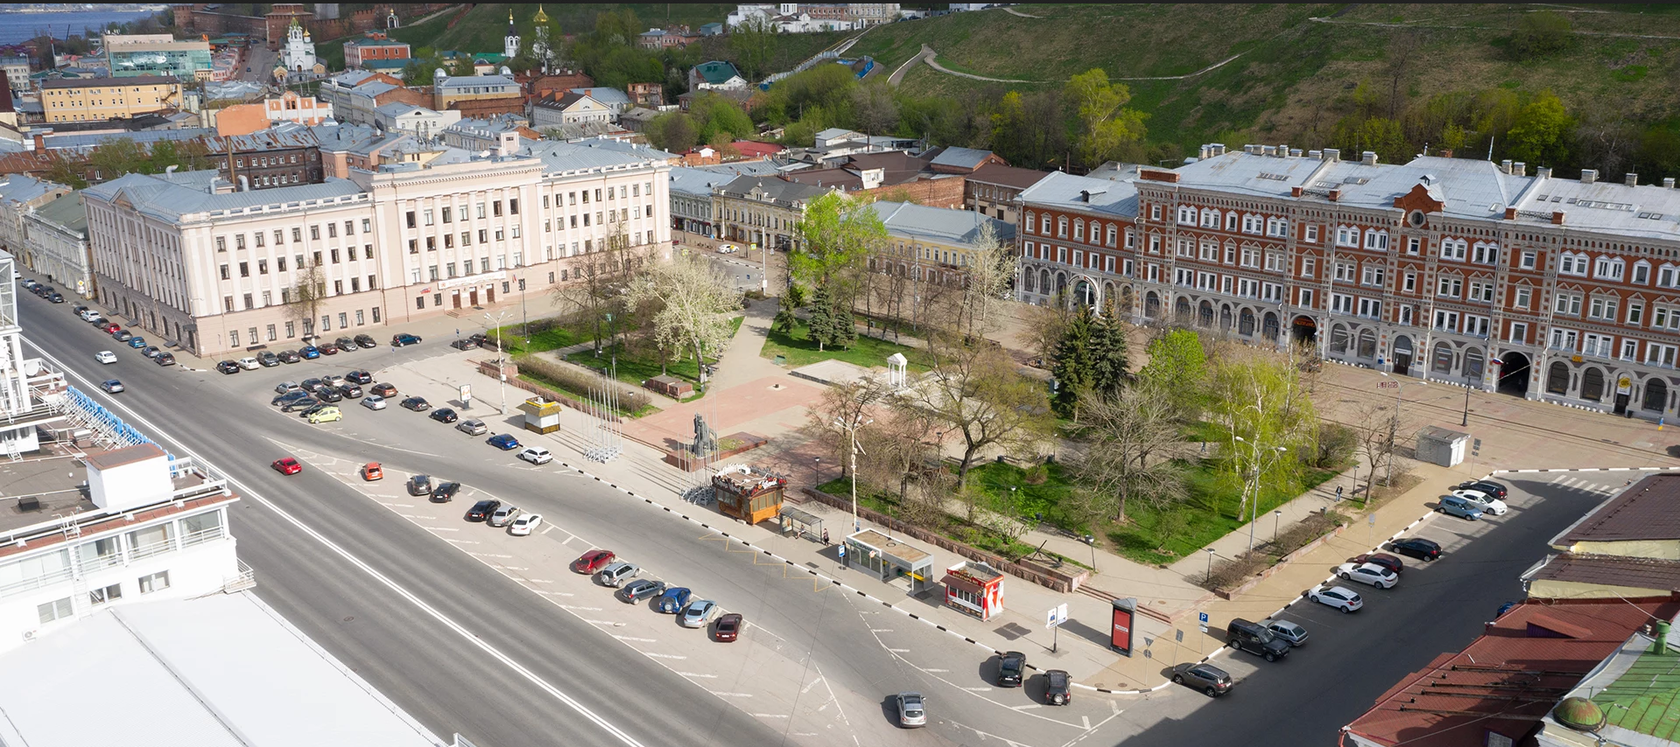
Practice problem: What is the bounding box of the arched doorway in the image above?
[1291,315,1317,344]
[1262,312,1279,341]
[1464,348,1485,387]
[1119,286,1135,319]
[1023,268,1036,294]
[1038,268,1049,294]
[1357,329,1378,360]
[1580,367,1606,402]
[1219,305,1233,331]
[1238,308,1255,336]
[1392,335,1414,376]
[1056,272,1068,300]
[1546,361,1570,395]
[1073,278,1096,308]
[1644,378,1669,413]
[1329,324,1349,355]
[1145,291,1161,320]
[1174,297,1192,324]
[1198,300,1214,327]
[1497,352,1530,397]
[1431,342,1455,375]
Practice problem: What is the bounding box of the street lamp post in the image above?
[1234,435,1288,553]
[483,310,512,415]
[1204,547,1216,580]
[519,278,529,346]
[1273,510,1283,543]
[1461,357,1485,427]
[834,415,871,534]
[813,456,821,486]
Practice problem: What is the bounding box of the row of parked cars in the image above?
[572,549,745,640]
[22,278,63,303]
[84,305,177,369]
[271,372,381,424]
[1181,481,1512,697]
[219,334,422,374]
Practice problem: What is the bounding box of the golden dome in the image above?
[534,5,549,24]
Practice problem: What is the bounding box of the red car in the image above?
[573,549,616,574]
[1351,552,1405,576]
[271,457,303,475]
[103,323,121,333]
[715,613,744,642]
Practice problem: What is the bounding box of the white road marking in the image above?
[964,687,993,692]
[560,605,603,612]
[445,539,479,545]
[751,714,789,719]
[1012,704,1042,711]
[870,628,893,632]
[678,672,718,679]
[800,676,825,695]
[426,526,460,532]
[472,553,514,559]
[493,565,529,571]
[924,668,949,673]
[529,578,554,584]
[887,648,910,653]
[542,526,556,535]
[613,635,657,643]
[646,652,688,660]
[711,691,753,697]
[536,590,573,597]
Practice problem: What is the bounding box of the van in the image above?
[1226,618,1291,662]
[1438,494,1485,521]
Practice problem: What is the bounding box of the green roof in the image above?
[32,193,86,236]
[693,60,742,85]
[1592,649,1680,740]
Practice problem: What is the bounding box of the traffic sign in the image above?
[1046,603,1069,629]
[1198,612,1209,624]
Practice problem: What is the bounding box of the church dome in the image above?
[1553,697,1607,732]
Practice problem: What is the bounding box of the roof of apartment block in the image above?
[870,200,1017,247]
[1017,170,1139,218]
[83,170,364,223]
[1557,473,1680,545]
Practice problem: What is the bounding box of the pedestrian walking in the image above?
[822,528,830,545]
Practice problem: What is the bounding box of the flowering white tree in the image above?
[625,254,741,389]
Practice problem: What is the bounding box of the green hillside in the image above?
[390,3,738,56]
[853,3,1680,167]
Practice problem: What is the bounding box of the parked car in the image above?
[112,330,132,342]
[127,337,147,349]
[400,396,430,411]
[715,613,744,642]
[361,395,387,410]
[101,379,124,393]
[300,346,321,360]
[681,600,718,628]
[431,481,462,503]
[278,350,301,364]
[509,513,542,536]
[301,378,325,391]
[346,370,373,384]
[275,382,301,395]
[271,457,303,475]
[361,462,383,481]
[257,351,280,367]
[488,504,520,527]
[574,550,617,574]
[1350,552,1405,576]
[429,407,459,424]
[273,390,310,406]
[337,384,363,399]
[1437,494,1486,521]
[657,587,693,613]
[465,499,501,521]
[457,419,487,436]
[392,333,422,346]
[595,561,640,587]
[95,350,117,364]
[216,360,240,374]
[1335,562,1399,589]
[1045,670,1072,705]
[1226,618,1291,662]
[619,578,667,603]
[237,356,259,370]
[306,406,343,424]
[371,382,397,398]
[1455,480,1509,500]
[407,474,433,496]
[1450,488,1509,515]
[281,397,320,413]
[154,352,175,366]
[355,334,378,349]
[334,337,357,353]
[1388,537,1442,561]
[1262,619,1308,647]
[997,651,1026,687]
[487,433,520,451]
[1170,663,1233,697]
[896,692,927,728]
[319,342,339,355]
[1306,585,1364,613]
[450,338,478,351]
[518,446,552,464]
[141,346,160,359]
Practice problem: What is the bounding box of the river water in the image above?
[0,7,165,47]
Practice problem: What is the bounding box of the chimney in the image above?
[1439,148,1454,159]
[1500,159,1513,175]
[31,133,42,151]
[1307,149,1322,159]
[1513,162,1525,177]
[1328,188,1341,202]
[1199,144,1212,160]
[1262,145,1276,156]
[1537,166,1552,180]
[1666,178,1676,189]
[1323,148,1340,162]
[1291,186,1304,198]
[1626,173,1639,187]
[1552,210,1566,225]
[1277,143,1289,157]
[1361,151,1377,166]
[1289,148,1303,157]
[1581,169,1597,184]
[1504,207,1517,220]
[1213,143,1226,156]
[1244,144,1261,155]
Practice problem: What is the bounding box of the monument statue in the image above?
[691,413,719,456]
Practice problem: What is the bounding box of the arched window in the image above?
[1058,216,1069,237]
[1073,220,1084,241]
[1024,211,1036,234]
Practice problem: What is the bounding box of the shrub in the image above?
[1023,464,1049,485]
[1315,422,1358,469]
[515,354,652,413]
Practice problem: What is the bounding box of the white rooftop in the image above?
[0,592,444,747]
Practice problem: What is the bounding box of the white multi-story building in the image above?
[22,193,91,298]
[281,18,316,74]
[0,176,71,269]
[80,138,671,355]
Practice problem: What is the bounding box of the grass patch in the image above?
[814,476,1089,568]
[1107,460,1340,566]
[564,316,745,392]
[489,319,584,355]
[1179,420,1229,444]
[762,318,930,370]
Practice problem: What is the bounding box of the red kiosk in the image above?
[941,561,1005,621]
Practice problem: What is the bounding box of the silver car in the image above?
[896,692,927,728]
[457,418,488,436]
[595,561,640,587]
[1262,618,1309,646]
[488,504,520,527]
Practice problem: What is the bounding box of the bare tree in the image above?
[804,376,892,481]
[955,221,1012,339]
[1352,401,1394,500]
[551,226,653,353]
[284,261,327,338]
[897,336,1055,488]
[624,253,741,389]
[1071,382,1187,522]
[1022,295,1076,366]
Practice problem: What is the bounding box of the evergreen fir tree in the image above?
[832,305,857,349]
[1087,312,1131,395]
[807,284,838,351]
[1049,306,1096,418]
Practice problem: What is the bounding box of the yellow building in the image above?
[432,73,520,112]
[40,76,182,123]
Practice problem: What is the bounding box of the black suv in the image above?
[346,370,373,385]
[407,474,433,497]
[313,386,343,403]
[1455,480,1508,500]
[430,407,458,423]
[335,337,358,353]
[216,360,240,374]
[1388,537,1442,561]
[1045,669,1071,705]
[997,651,1026,687]
[465,499,501,521]
[1226,618,1291,662]
[354,334,378,349]
[257,351,281,367]
[392,333,421,346]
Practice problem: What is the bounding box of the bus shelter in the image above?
[845,529,934,595]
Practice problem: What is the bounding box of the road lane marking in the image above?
[751,714,788,719]
[445,539,479,545]
[887,648,909,653]
[612,635,657,643]
[560,605,603,611]
[542,526,555,535]
[711,691,753,697]
[536,590,573,597]
[678,672,718,679]
[646,653,688,660]
[924,668,949,673]
[963,687,993,692]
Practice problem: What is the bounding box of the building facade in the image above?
[103,33,212,80]
[204,127,326,190]
[0,176,71,267]
[713,175,831,252]
[433,73,520,112]
[280,18,317,73]
[81,139,671,355]
[531,91,613,128]
[1017,144,1680,421]
[964,163,1050,224]
[870,199,1016,287]
[0,57,29,94]
[344,35,411,68]
[41,76,183,123]
[21,193,90,298]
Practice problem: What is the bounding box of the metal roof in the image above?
[436,74,517,91]
[1532,553,1680,594]
[929,146,993,171]
[570,87,631,106]
[870,200,1016,247]
[519,139,668,176]
[28,192,86,235]
[966,163,1052,190]
[669,166,740,198]
[40,128,212,154]
[83,171,366,223]
[693,60,743,85]
[715,175,832,204]
[0,174,64,206]
[1558,473,1680,545]
[0,593,444,747]
[1017,170,1138,218]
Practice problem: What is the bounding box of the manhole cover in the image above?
[342,616,355,623]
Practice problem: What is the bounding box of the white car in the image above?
[509,513,542,536]
[1334,562,1398,589]
[717,243,739,254]
[236,356,260,370]
[361,394,387,410]
[518,446,553,465]
[1450,488,1508,515]
[1306,585,1364,613]
[95,350,117,364]
[680,600,718,628]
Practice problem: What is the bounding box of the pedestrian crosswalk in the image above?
[1544,474,1621,497]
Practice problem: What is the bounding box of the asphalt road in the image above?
[20,288,1120,747]
[1108,472,1626,746]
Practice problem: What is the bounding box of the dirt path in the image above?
[899,43,1247,86]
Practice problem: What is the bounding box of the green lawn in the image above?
[564,317,744,392]
[762,318,930,371]
[1108,461,1340,566]
[515,371,658,419]
[487,322,584,356]
[816,477,1071,564]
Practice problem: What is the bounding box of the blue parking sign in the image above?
[1198,612,1209,624]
